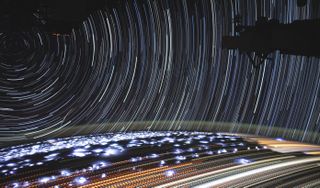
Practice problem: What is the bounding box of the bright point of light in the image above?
[276,138,285,141]
[173,149,183,154]
[235,158,252,164]
[165,170,175,177]
[7,163,16,167]
[71,148,88,157]
[60,170,71,176]
[103,148,119,156]
[93,148,104,153]
[149,153,159,158]
[131,157,142,162]
[45,153,59,159]
[74,177,87,185]
[39,177,51,183]
[23,182,30,187]
[192,153,199,158]
[175,155,186,161]
[206,151,213,155]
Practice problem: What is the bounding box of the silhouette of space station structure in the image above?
[222,16,320,68]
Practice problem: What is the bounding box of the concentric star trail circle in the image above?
[0,0,320,143]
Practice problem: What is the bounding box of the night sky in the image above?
[1,0,320,143]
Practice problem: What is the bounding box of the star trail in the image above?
[1,0,320,144]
